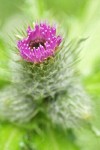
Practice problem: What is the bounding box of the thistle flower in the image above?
[11,22,74,101]
[0,19,92,128]
[17,23,62,63]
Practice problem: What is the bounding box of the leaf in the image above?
[22,127,80,150]
[0,123,24,150]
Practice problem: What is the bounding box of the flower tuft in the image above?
[17,23,62,63]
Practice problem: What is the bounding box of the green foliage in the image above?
[44,0,89,18]
[0,0,100,150]
[0,37,11,89]
[0,123,24,150]
[0,0,24,25]
[20,126,80,150]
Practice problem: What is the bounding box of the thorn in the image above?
[15,34,23,39]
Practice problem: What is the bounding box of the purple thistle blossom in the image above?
[17,23,62,63]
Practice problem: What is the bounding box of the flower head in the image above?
[17,22,62,63]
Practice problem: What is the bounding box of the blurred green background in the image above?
[0,0,100,149]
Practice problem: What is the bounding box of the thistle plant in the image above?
[0,21,92,130]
